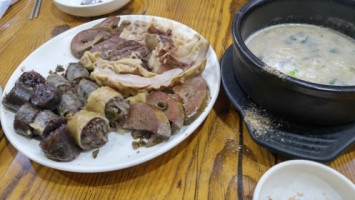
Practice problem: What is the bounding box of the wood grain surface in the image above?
[0,0,354,199]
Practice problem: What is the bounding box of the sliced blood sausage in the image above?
[46,74,71,94]
[42,118,67,139]
[67,110,109,150]
[29,110,62,138]
[65,62,90,85]
[76,79,98,103]
[40,124,80,162]
[146,91,184,130]
[123,103,171,139]
[13,103,40,137]
[30,84,61,110]
[172,76,209,124]
[58,91,84,118]
[17,70,46,88]
[2,83,32,111]
[2,71,45,111]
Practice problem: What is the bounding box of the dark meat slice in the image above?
[65,62,90,85]
[2,83,32,111]
[17,70,46,88]
[76,79,98,103]
[89,37,124,60]
[67,110,109,150]
[71,28,113,58]
[29,110,61,138]
[93,16,120,29]
[172,76,209,124]
[13,103,40,137]
[90,37,150,67]
[46,74,71,94]
[123,103,171,139]
[58,91,84,118]
[85,86,129,129]
[40,124,80,162]
[146,91,184,130]
[30,84,61,110]
[2,71,45,111]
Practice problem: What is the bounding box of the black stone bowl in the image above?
[232,0,355,125]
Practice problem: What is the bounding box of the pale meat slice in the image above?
[148,34,209,74]
[80,51,155,77]
[172,75,209,124]
[123,103,171,139]
[146,91,184,130]
[90,58,206,96]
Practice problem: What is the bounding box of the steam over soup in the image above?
[245,24,355,86]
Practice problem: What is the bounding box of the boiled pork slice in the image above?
[146,91,184,130]
[70,28,113,58]
[123,103,171,139]
[90,58,206,96]
[172,75,209,124]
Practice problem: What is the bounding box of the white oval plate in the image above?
[53,0,131,17]
[0,15,220,173]
[253,160,355,200]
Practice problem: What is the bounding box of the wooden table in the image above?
[0,0,354,199]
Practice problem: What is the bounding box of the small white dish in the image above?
[253,160,355,200]
[53,0,130,17]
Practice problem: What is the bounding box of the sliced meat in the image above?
[29,110,61,138]
[172,76,209,124]
[65,62,90,85]
[123,103,171,139]
[76,79,98,103]
[58,91,84,118]
[90,58,206,96]
[13,103,40,137]
[93,16,120,29]
[70,28,113,58]
[30,84,61,110]
[67,110,109,150]
[119,20,150,42]
[46,74,72,94]
[40,124,80,162]
[148,34,209,73]
[89,37,150,67]
[2,71,45,111]
[146,91,184,130]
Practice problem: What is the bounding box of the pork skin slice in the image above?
[90,58,206,96]
[146,91,184,130]
[172,76,209,124]
[123,103,171,139]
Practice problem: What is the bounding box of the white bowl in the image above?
[53,0,130,17]
[253,160,355,200]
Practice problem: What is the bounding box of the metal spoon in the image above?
[81,0,103,6]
